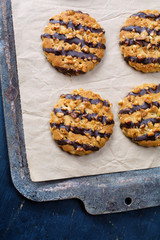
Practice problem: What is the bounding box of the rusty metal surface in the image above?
[1,0,160,215]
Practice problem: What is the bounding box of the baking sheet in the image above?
[12,0,160,182]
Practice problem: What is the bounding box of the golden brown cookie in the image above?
[50,89,114,155]
[41,10,106,76]
[119,10,160,72]
[119,83,160,147]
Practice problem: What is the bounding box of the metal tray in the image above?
[1,0,160,215]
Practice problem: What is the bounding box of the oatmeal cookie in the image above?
[50,89,114,155]
[41,10,106,76]
[119,10,160,72]
[119,83,160,147]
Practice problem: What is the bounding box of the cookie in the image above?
[50,89,114,155]
[119,10,160,72]
[41,10,106,76]
[118,83,160,147]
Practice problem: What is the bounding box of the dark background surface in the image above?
[1,83,160,240]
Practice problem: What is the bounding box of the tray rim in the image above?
[1,0,160,215]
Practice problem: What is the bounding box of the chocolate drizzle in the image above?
[54,108,69,115]
[55,139,99,152]
[49,19,105,34]
[120,117,160,129]
[50,122,111,139]
[55,66,85,75]
[133,131,160,142]
[119,38,160,49]
[73,10,89,15]
[54,108,114,125]
[127,84,160,97]
[61,94,110,106]
[119,101,159,115]
[124,56,160,65]
[42,33,105,49]
[119,38,149,47]
[132,12,160,21]
[43,47,101,62]
[120,25,160,36]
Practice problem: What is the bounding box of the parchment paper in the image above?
[12,0,160,182]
